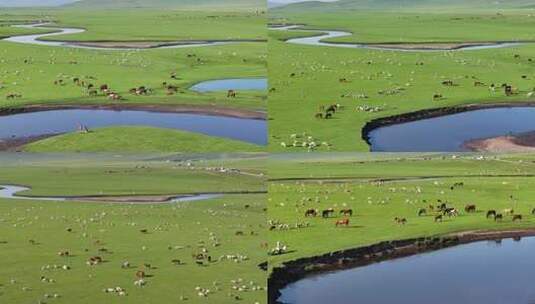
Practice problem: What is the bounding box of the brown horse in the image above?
[417,208,426,216]
[464,204,477,213]
[322,208,334,218]
[494,214,503,222]
[227,90,237,98]
[394,217,407,225]
[434,215,443,222]
[486,210,496,219]
[513,214,522,222]
[135,270,146,279]
[335,219,349,227]
[339,209,353,217]
[304,209,317,217]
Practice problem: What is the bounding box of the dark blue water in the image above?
[279,237,535,304]
[0,109,266,145]
[190,78,267,92]
[369,107,535,151]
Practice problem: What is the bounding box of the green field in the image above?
[24,127,264,153]
[0,1,266,152]
[0,153,267,304]
[268,153,535,266]
[268,3,535,152]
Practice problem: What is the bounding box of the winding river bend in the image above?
[4,23,260,50]
[271,25,522,52]
[0,185,222,203]
[279,237,535,304]
[0,108,267,146]
[367,106,535,152]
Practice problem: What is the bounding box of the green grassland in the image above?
[0,0,267,153]
[0,7,266,152]
[268,153,535,266]
[269,8,535,152]
[66,0,266,11]
[43,10,266,42]
[270,10,535,43]
[24,126,264,153]
[0,154,267,304]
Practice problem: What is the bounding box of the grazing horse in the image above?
[227,90,237,98]
[6,93,21,100]
[503,208,514,216]
[87,256,103,265]
[446,208,459,217]
[326,104,337,113]
[99,84,109,92]
[504,85,514,96]
[531,208,535,215]
[486,210,497,219]
[335,219,349,227]
[465,204,477,213]
[304,209,317,217]
[322,208,334,218]
[339,209,353,217]
[494,214,503,222]
[417,208,427,216]
[442,80,455,86]
[513,214,522,222]
[394,217,407,225]
[135,270,146,279]
[434,215,443,222]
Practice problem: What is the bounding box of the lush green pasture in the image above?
[271,10,535,43]
[0,154,266,196]
[1,5,266,41]
[24,127,264,153]
[47,10,266,42]
[0,8,266,152]
[0,154,267,304]
[0,15,49,38]
[268,14,535,151]
[66,0,266,11]
[268,154,535,266]
[0,40,265,110]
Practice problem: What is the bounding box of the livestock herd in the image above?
[287,180,534,230]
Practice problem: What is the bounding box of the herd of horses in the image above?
[315,103,341,119]
[302,191,533,228]
[5,70,240,101]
